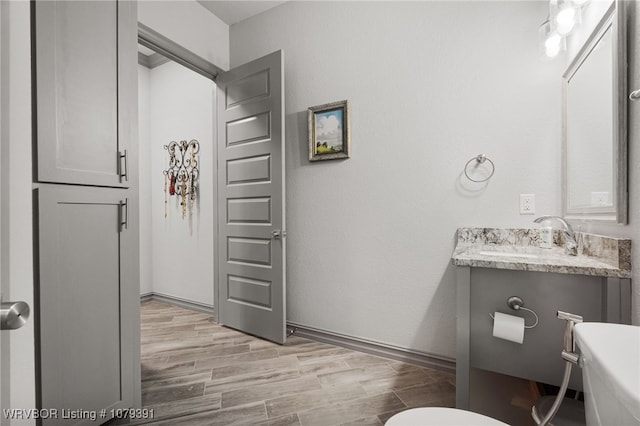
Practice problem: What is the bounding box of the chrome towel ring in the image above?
[464,154,495,183]
[630,89,640,101]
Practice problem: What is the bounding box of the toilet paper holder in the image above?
[489,296,539,329]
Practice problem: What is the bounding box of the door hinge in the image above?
[118,149,128,182]
[119,198,128,232]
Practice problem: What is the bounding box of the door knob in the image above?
[1,301,30,330]
[271,230,287,240]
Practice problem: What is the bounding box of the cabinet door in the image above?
[34,1,136,188]
[36,185,139,424]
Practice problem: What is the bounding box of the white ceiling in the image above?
[197,1,288,25]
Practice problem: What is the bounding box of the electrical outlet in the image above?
[520,194,535,215]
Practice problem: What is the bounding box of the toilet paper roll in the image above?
[492,312,525,344]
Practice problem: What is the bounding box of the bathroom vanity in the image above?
[451,227,631,409]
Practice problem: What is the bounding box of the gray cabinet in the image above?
[36,186,139,425]
[456,266,631,410]
[34,1,136,188]
[32,0,140,422]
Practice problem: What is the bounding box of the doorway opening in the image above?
[139,24,288,345]
[137,40,216,314]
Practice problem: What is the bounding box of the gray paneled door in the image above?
[216,50,286,344]
[36,185,137,425]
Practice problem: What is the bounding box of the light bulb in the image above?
[538,18,565,60]
[545,34,562,57]
[556,7,577,35]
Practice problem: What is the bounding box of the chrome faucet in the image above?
[534,216,578,256]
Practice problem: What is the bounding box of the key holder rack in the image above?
[163,139,200,219]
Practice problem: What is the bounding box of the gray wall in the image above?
[138,0,229,70]
[138,2,224,307]
[230,1,565,360]
[145,61,215,306]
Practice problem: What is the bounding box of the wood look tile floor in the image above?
[124,301,455,425]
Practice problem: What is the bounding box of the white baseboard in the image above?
[287,322,456,374]
[140,292,214,315]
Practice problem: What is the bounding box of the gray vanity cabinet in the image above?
[32,0,140,422]
[34,0,136,188]
[36,186,139,423]
[456,266,631,410]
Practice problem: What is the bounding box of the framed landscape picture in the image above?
[308,100,351,161]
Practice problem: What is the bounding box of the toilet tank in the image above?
[574,323,640,426]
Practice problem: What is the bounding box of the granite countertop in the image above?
[451,228,631,279]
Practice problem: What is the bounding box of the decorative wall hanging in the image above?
[308,99,351,161]
[163,139,200,220]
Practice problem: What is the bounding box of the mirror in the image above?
[562,0,627,223]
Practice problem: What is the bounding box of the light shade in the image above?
[572,0,590,8]
[539,19,565,59]
[550,0,582,36]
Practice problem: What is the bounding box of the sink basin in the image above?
[478,251,539,260]
[574,323,640,425]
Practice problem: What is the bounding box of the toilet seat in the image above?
[385,407,509,425]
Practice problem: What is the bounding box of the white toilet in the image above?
[385,407,508,425]
[574,322,640,426]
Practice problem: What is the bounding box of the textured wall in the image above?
[138,0,229,70]
[230,1,564,359]
[139,61,216,306]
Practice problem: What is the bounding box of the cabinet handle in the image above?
[119,199,128,231]
[119,150,128,182]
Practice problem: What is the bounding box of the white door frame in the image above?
[1,0,4,413]
[1,0,36,423]
[138,23,223,322]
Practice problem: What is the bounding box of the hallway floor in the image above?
[129,300,456,425]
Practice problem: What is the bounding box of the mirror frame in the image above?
[562,0,628,223]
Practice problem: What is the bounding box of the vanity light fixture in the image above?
[539,0,588,60]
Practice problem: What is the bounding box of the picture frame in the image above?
[308,100,351,161]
